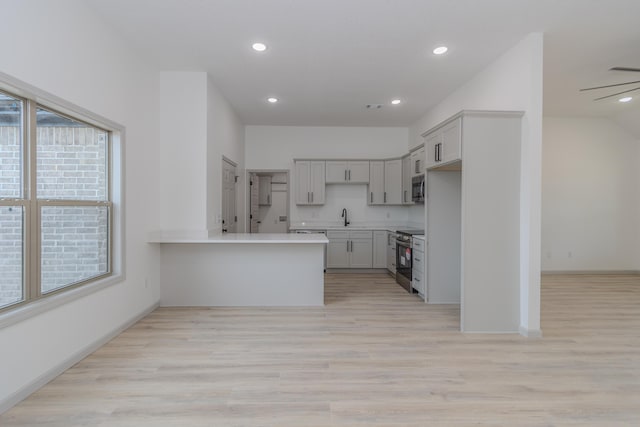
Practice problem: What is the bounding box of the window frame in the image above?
[0,72,125,327]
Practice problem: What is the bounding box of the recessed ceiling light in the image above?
[433,46,448,55]
[391,99,402,105]
[252,42,267,52]
[619,96,633,103]
[267,97,278,103]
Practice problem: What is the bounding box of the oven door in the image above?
[395,239,412,292]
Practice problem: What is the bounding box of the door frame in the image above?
[221,156,238,233]
[245,169,290,233]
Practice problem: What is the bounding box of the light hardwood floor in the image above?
[1,273,639,426]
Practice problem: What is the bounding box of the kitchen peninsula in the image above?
[149,233,328,306]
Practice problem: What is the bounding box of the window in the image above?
[0,83,121,314]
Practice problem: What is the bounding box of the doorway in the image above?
[221,157,237,233]
[247,170,290,233]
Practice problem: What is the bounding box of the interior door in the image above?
[222,158,237,233]
[249,173,260,233]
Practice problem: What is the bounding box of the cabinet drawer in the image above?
[412,238,425,252]
[412,268,424,294]
[412,249,425,273]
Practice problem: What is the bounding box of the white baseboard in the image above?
[541,270,640,275]
[519,326,543,338]
[0,302,159,415]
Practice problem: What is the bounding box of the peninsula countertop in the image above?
[148,232,328,244]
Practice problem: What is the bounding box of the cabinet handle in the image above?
[311,192,314,203]
[404,190,407,203]
[350,240,353,252]
[307,192,310,203]
[348,169,351,180]
[384,192,387,203]
[347,241,349,252]
[345,170,347,181]
[267,194,270,204]
[370,192,373,203]
[414,258,420,262]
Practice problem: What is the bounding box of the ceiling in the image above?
[86,0,640,126]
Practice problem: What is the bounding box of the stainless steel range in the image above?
[395,229,424,292]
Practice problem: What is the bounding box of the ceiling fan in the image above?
[580,67,640,101]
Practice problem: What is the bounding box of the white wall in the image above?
[409,33,543,335]
[159,72,208,232]
[206,77,246,233]
[0,0,161,409]
[245,126,411,227]
[542,116,640,271]
[157,72,245,236]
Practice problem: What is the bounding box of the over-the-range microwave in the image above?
[412,174,425,203]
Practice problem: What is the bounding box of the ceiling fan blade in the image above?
[593,86,640,101]
[580,80,640,91]
[610,67,640,72]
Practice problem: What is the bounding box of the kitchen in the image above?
[4,1,640,423]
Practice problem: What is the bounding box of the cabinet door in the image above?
[350,239,373,268]
[294,161,311,205]
[325,161,348,183]
[309,161,325,204]
[384,159,402,205]
[402,156,413,205]
[347,161,370,183]
[258,176,272,205]
[327,238,350,268]
[442,118,462,164]
[368,161,385,205]
[425,131,442,169]
[373,231,387,268]
[387,236,397,273]
[412,268,425,295]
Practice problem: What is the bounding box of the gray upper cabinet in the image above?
[384,159,402,205]
[426,117,462,169]
[402,155,413,205]
[325,160,370,184]
[410,145,426,177]
[368,161,385,205]
[368,159,402,205]
[295,160,325,205]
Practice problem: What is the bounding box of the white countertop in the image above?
[149,233,328,244]
[290,223,424,232]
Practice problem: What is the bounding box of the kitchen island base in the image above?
[158,240,325,306]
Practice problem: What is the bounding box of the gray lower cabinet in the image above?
[326,230,373,268]
[387,232,396,274]
[373,230,387,268]
[412,237,425,296]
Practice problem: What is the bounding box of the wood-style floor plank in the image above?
[1,273,639,426]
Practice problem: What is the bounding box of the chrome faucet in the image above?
[341,208,350,227]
